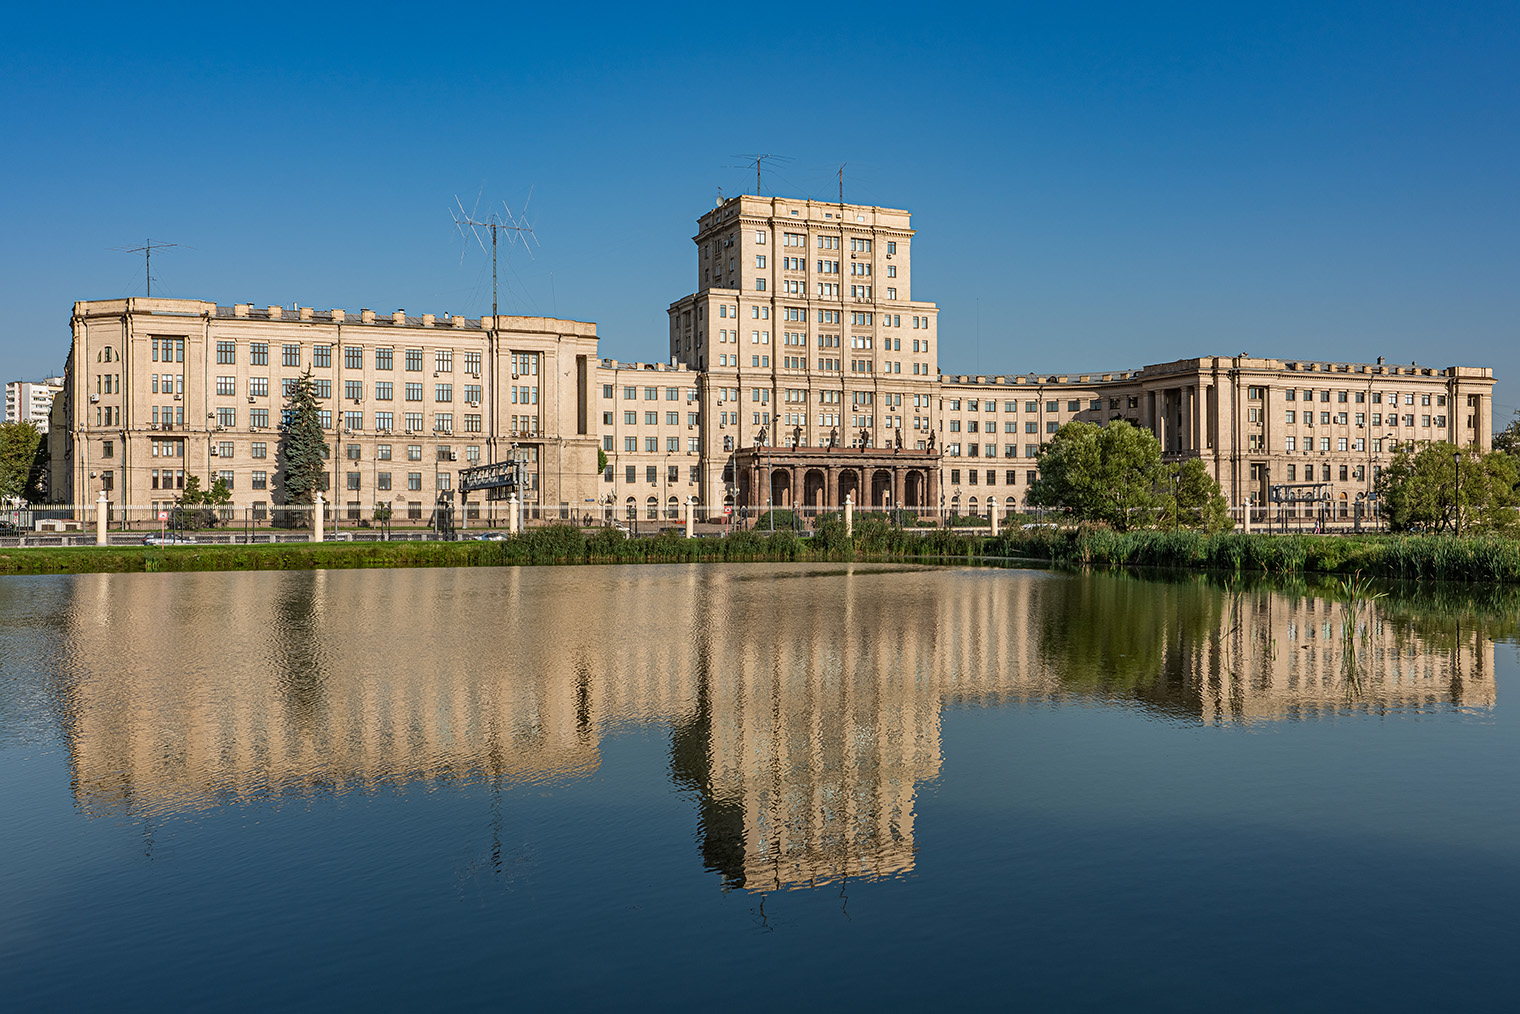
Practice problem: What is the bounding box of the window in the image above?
[376,348,394,370]
[283,344,301,367]
[407,444,422,461]
[250,408,269,428]
[406,383,423,401]
[251,470,267,490]
[345,380,363,400]
[314,379,332,399]
[216,441,234,458]
[376,381,393,400]
[347,472,361,491]
[216,408,235,427]
[251,442,267,458]
[251,343,268,366]
[408,472,422,491]
[345,346,363,370]
[216,341,235,364]
[405,349,424,371]
[1046,421,1058,433]
[435,384,452,402]
[435,349,452,373]
[375,412,393,430]
[377,444,392,460]
[377,472,391,491]
[313,345,332,369]
[216,376,235,396]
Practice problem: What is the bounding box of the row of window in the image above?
[607,436,702,453]
[1249,385,1450,407]
[943,444,1046,458]
[177,340,516,375]
[603,464,703,483]
[947,470,1039,486]
[1278,410,1447,428]
[607,411,701,426]
[602,384,699,401]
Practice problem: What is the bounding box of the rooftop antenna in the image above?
[452,189,538,322]
[730,154,790,195]
[838,163,846,205]
[113,239,180,297]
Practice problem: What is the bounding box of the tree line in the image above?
[1022,416,1520,535]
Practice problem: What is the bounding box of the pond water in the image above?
[2,563,1518,1010]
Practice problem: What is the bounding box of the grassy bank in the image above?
[990,527,1520,584]
[5,522,1520,586]
[0,521,987,576]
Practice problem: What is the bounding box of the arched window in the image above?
[666,496,679,519]
[646,496,658,520]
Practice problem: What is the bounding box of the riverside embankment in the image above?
[3,523,1519,583]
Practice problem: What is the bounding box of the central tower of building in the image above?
[668,195,942,508]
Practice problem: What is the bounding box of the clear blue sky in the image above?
[4,1,1517,421]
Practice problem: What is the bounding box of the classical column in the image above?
[894,466,906,510]
[1183,385,1195,453]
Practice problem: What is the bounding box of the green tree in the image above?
[0,421,43,504]
[277,370,327,527]
[1493,409,1520,460]
[1376,442,1519,533]
[1028,420,1163,530]
[1160,458,1234,532]
[597,447,608,474]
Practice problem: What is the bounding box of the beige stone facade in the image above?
[937,357,1495,518]
[667,195,942,510]
[51,196,1497,521]
[56,298,600,520]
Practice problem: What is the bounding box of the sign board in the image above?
[723,506,733,516]
[157,511,168,521]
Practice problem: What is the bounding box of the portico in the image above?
[733,446,940,513]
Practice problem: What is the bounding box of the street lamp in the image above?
[1453,450,1462,539]
[1171,469,1180,531]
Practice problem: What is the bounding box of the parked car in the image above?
[467,531,509,541]
[143,533,195,546]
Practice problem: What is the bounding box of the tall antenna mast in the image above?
[116,239,180,296]
[838,163,846,205]
[732,154,785,195]
[453,193,537,321]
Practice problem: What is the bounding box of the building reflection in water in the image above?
[53,565,1495,892]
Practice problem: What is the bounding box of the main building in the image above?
[51,194,1497,524]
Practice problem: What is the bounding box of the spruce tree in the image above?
[277,370,328,527]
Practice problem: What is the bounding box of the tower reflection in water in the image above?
[55,565,1495,892]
